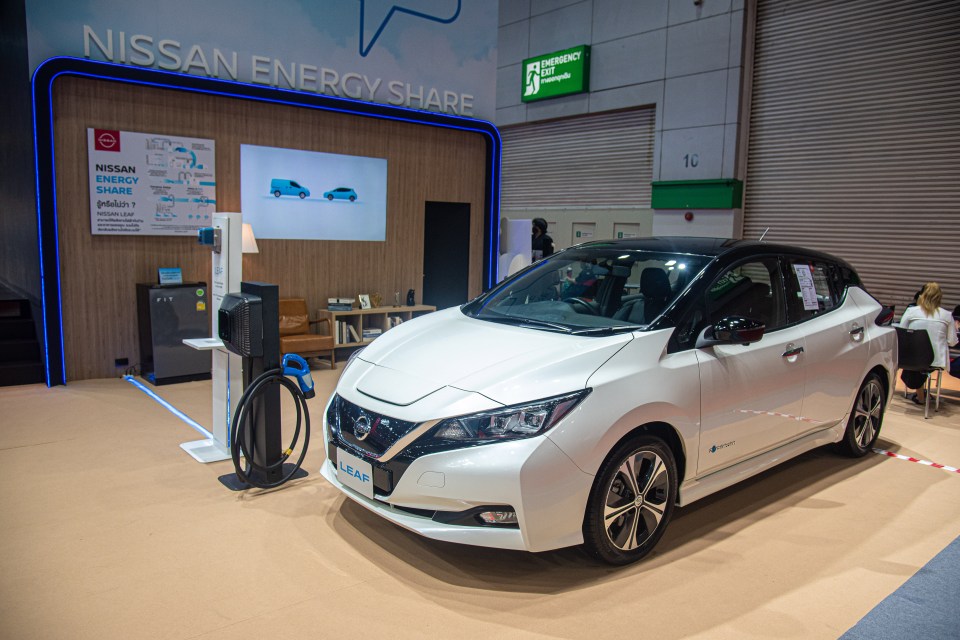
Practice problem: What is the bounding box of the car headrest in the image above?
[640,267,671,300]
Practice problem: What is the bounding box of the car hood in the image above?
[346,307,635,407]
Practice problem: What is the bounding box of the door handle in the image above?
[782,345,804,358]
[850,325,864,342]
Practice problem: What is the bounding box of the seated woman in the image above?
[900,283,958,404]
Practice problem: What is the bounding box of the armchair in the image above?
[278,298,336,369]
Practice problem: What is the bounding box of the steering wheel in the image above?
[563,297,599,315]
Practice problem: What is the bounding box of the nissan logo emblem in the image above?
[353,414,372,441]
[98,132,118,149]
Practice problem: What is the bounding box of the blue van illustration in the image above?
[270,179,310,199]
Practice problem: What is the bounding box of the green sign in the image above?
[521,45,590,103]
[651,179,744,209]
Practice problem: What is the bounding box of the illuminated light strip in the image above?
[737,409,820,424]
[32,57,502,386]
[124,375,214,441]
[873,448,960,475]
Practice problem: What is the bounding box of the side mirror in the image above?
[696,316,766,348]
[874,306,895,326]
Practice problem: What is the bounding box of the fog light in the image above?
[478,510,517,525]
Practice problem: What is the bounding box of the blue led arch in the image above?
[32,57,501,386]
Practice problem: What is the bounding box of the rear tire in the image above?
[349,195,356,202]
[583,435,677,565]
[840,373,885,457]
[273,190,281,197]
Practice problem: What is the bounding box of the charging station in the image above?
[182,212,244,463]
[217,282,312,490]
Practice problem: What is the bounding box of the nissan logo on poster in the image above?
[94,129,120,151]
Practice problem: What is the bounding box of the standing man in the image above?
[532,217,554,261]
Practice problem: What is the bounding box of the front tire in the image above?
[299,192,306,199]
[327,194,334,201]
[583,435,677,565]
[840,373,885,457]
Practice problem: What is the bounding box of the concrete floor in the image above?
[0,369,957,639]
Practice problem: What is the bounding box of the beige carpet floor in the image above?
[0,369,958,639]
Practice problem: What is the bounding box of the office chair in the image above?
[896,324,939,419]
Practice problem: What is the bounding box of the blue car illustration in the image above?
[271,179,310,199]
[323,187,357,202]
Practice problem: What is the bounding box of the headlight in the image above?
[343,347,366,374]
[430,389,590,443]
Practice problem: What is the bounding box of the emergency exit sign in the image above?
[521,45,590,103]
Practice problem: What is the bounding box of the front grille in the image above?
[326,394,420,459]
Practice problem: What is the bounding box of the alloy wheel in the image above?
[853,379,883,449]
[603,451,670,551]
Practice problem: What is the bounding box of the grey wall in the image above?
[501,208,654,253]
[0,0,39,301]
[498,0,749,237]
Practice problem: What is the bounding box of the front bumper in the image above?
[321,423,595,552]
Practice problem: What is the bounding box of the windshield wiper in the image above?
[480,315,573,333]
[570,325,640,335]
[517,318,574,333]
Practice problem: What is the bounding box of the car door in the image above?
[692,257,808,476]
[783,258,870,430]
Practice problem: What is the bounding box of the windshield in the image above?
[464,246,711,334]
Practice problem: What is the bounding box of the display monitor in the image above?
[240,144,387,241]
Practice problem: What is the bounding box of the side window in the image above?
[671,258,784,351]
[785,259,841,323]
[706,259,785,329]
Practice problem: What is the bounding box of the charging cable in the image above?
[229,354,315,489]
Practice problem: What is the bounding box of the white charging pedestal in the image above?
[181,212,244,463]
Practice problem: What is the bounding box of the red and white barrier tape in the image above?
[873,448,960,474]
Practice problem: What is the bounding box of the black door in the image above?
[423,202,470,310]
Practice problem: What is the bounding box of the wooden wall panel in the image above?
[53,76,487,380]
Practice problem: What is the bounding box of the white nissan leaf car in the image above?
[320,238,896,564]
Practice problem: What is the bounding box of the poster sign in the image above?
[87,129,216,235]
[792,264,820,311]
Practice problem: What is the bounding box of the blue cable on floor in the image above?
[123,375,214,440]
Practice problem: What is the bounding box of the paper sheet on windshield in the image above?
[792,264,820,311]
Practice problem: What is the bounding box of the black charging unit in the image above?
[217,282,311,491]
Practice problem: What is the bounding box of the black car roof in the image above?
[574,236,853,269]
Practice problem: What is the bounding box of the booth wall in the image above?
[52,76,487,381]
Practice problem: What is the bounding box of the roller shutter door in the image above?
[744,0,960,310]
[500,108,655,209]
